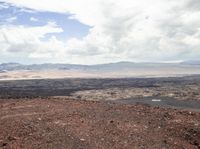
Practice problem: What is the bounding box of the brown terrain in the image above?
[0,76,200,149]
[1,98,200,149]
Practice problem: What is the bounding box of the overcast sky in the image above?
[0,0,199,64]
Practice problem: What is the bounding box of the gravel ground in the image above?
[0,98,200,149]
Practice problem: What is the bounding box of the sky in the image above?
[0,0,200,64]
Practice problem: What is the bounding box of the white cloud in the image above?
[30,17,38,22]
[0,22,64,61]
[0,0,200,64]
[0,2,9,9]
[5,16,17,23]
[0,22,63,45]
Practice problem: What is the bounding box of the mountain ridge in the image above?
[0,61,198,71]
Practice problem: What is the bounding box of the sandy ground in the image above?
[0,98,200,149]
[1,68,200,80]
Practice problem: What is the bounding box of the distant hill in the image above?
[1,61,200,79]
[0,63,88,71]
[0,61,200,72]
[181,61,200,65]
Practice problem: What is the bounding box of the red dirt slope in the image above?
[0,98,200,149]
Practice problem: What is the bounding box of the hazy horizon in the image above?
[0,60,188,65]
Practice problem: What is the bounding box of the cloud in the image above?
[30,17,38,22]
[0,22,63,45]
[0,0,200,64]
[0,22,64,61]
[5,16,17,23]
[0,2,9,9]
[185,0,200,11]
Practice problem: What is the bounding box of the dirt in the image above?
[0,98,200,149]
[0,77,200,149]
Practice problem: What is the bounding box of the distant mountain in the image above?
[0,63,23,71]
[0,61,198,72]
[1,61,200,79]
[0,70,6,73]
[0,63,88,71]
[181,61,200,65]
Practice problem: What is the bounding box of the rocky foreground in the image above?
[0,98,200,149]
